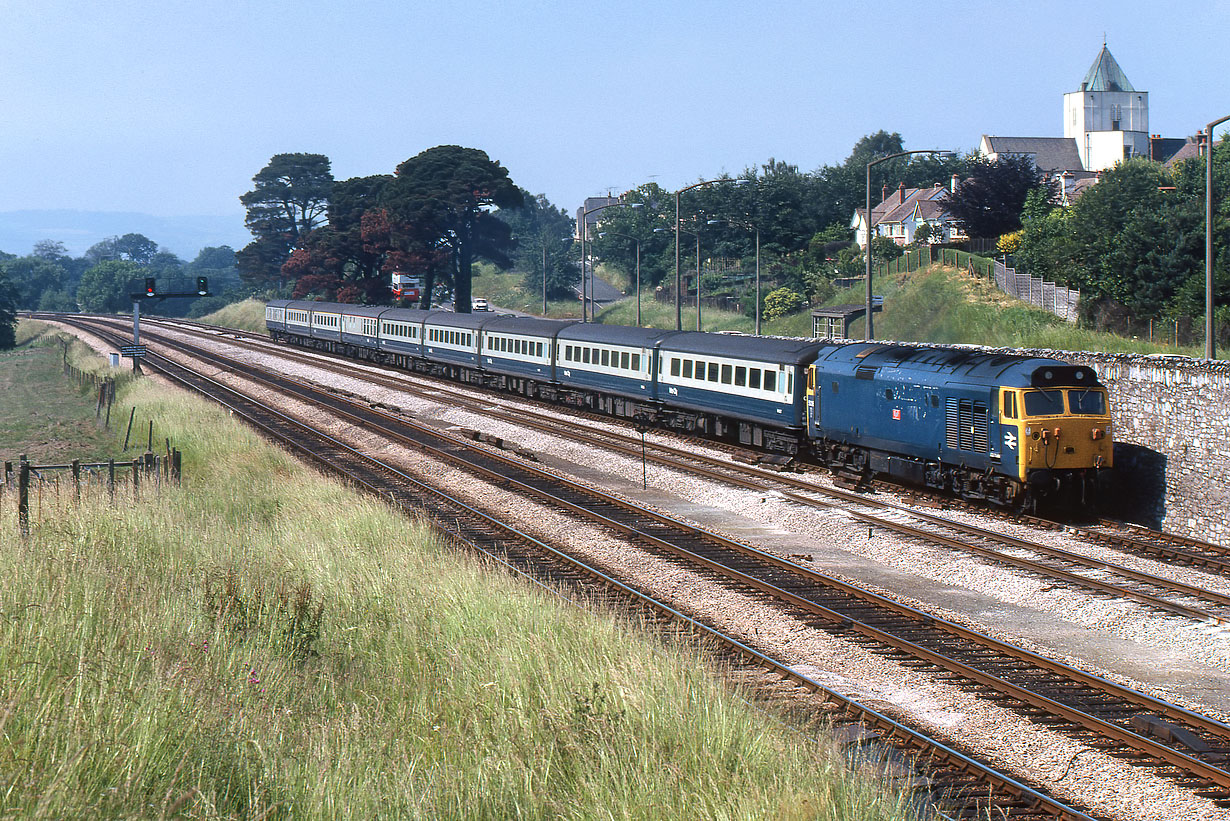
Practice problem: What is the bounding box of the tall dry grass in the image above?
[0,378,919,819]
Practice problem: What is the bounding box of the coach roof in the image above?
[558,324,680,347]
[481,316,577,336]
[663,332,830,365]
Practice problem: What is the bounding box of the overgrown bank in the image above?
[0,332,915,819]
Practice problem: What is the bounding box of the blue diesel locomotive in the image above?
[265,300,1112,509]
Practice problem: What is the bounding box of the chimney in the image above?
[950,174,959,193]
[897,182,905,204]
[881,184,888,203]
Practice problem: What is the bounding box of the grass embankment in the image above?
[589,261,1202,355]
[196,297,270,334]
[0,323,131,464]
[0,329,916,819]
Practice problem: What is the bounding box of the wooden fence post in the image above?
[123,408,136,450]
[108,459,116,501]
[72,459,81,504]
[18,460,30,539]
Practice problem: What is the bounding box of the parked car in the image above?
[471,298,491,312]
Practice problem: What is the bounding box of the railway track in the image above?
[45,318,1101,820]
[124,315,1230,627]
[53,314,1230,812]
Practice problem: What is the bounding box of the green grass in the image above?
[0,322,131,464]
[820,265,1202,354]
[471,263,585,318]
[0,359,920,819]
[195,297,270,334]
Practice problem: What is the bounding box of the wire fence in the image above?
[3,450,183,538]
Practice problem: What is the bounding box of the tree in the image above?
[0,256,66,309]
[76,260,142,313]
[383,146,522,311]
[943,154,1052,239]
[762,286,806,321]
[238,153,334,287]
[497,190,577,302]
[0,266,16,348]
[31,240,70,264]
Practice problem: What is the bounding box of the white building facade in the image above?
[1062,44,1150,171]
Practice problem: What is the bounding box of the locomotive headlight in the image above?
[1025,426,1032,436]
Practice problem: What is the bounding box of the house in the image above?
[851,181,965,248]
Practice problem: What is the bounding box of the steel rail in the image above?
[99,319,1230,787]
[60,318,1091,821]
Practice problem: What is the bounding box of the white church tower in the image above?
[1063,44,1149,171]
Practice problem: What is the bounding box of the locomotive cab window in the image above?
[1068,389,1105,415]
[1023,389,1065,416]
[1002,392,1018,419]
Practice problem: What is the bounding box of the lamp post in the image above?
[579,200,641,322]
[598,231,643,326]
[708,218,760,334]
[673,178,747,330]
[864,150,949,340]
[657,226,702,330]
[1206,117,1229,359]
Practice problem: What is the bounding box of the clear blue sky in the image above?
[3,0,1228,223]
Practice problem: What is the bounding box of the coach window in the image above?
[749,368,761,390]
[708,363,720,382]
[632,354,640,371]
[734,366,746,387]
[670,358,681,377]
[764,371,776,392]
[600,350,609,367]
[681,360,692,378]
[582,348,591,364]
[621,351,630,370]
[721,364,733,384]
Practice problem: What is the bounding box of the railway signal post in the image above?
[125,277,210,373]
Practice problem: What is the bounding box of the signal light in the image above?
[196,276,209,295]
[144,278,156,297]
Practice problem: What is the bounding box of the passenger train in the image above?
[266,299,1113,510]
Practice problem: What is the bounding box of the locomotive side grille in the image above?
[973,403,989,452]
[947,398,989,452]
[855,366,877,380]
[958,400,973,450]
[946,398,960,450]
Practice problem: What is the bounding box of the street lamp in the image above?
[579,200,641,321]
[1206,117,1229,359]
[598,231,643,326]
[673,178,748,330]
[864,150,950,340]
[657,226,702,330]
[708,218,760,335]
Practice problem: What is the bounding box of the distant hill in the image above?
[0,210,251,260]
